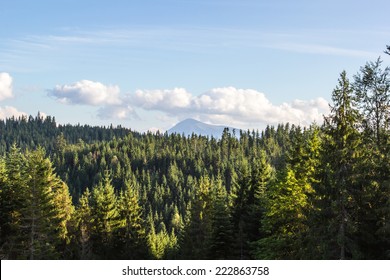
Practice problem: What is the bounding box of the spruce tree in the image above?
[354,58,390,148]
[353,57,390,258]
[254,167,313,259]
[208,178,233,259]
[0,144,27,258]
[231,159,251,259]
[248,151,273,253]
[89,171,119,259]
[76,188,93,259]
[180,176,213,259]
[115,182,148,259]
[23,148,73,259]
[317,71,362,259]
[0,157,7,258]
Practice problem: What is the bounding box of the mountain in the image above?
[167,118,237,138]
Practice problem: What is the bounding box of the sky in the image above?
[0,0,389,132]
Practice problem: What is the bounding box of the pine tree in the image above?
[316,71,362,259]
[0,157,7,258]
[89,171,119,259]
[248,151,273,242]
[180,176,213,259]
[208,178,233,259]
[0,144,27,259]
[76,188,93,259]
[231,159,251,259]
[353,57,390,258]
[255,167,313,259]
[354,58,390,148]
[23,149,54,259]
[51,177,74,257]
[114,182,148,259]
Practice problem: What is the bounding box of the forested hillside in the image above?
[0,57,389,260]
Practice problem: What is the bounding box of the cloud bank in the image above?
[133,87,329,128]
[49,80,136,121]
[49,80,121,106]
[49,80,329,128]
[0,73,13,101]
[133,88,192,111]
[97,105,136,120]
[0,106,27,119]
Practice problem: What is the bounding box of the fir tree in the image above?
[89,171,119,259]
[180,176,213,259]
[208,178,233,259]
[317,71,362,259]
[76,188,93,259]
[115,182,148,259]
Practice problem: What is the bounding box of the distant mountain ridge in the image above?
[167,118,237,138]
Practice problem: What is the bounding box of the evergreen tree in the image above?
[354,58,390,148]
[114,182,148,259]
[208,178,233,259]
[0,157,7,258]
[180,176,213,259]
[0,146,74,259]
[315,71,362,259]
[254,167,313,259]
[148,223,170,259]
[76,188,93,259]
[231,159,252,259]
[22,148,59,259]
[247,150,273,257]
[0,145,27,258]
[89,171,119,259]
[353,57,390,258]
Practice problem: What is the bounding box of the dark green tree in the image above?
[114,182,148,259]
[0,145,27,258]
[89,171,120,259]
[76,188,93,259]
[180,176,213,259]
[354,58,390,148]
[316,71,362,259]
[208,178,233,259]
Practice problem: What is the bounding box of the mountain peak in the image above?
[167,119,236,138]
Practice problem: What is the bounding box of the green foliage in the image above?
[209,178,234,259]
[255,167,313,259]
[89,172,120,259]
[114,182,148,259]
[180,176,214,259]
[1,54,390,259]
[0,147,73,259]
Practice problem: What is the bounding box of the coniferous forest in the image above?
[0,54,389,260]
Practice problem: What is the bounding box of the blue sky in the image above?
[0,0,389,132]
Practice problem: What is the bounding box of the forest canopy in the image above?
[0,54,389,260]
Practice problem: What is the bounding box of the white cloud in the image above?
[0,106,27,119]
[132,86,329,129]
[97,104,137,120]
[0,73,13,101]
[48,80,329,128]
[49,80,121,106]
[48,80,140,121]
[193,87,329,127]
[133,88,192,111]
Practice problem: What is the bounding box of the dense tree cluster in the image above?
[0,55,389,259]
